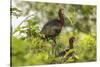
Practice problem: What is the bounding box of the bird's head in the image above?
[69,36,75,43]
[69,36,76,49]
[58,8,65,25]
[58,8,64,15]
[58,8,73,26]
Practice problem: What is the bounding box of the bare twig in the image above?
[13,13,37,34]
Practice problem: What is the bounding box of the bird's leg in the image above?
[53,39,56,47]
[28,38,33,53]
[52,38,57,56]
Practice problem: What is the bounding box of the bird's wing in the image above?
[41,19,62,36]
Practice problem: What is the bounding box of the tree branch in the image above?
[12,13,37,34]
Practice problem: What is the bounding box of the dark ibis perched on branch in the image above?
[57,36,79,62]
[41,8,65,47]
[58,36,75,57]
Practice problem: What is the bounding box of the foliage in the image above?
[11,1,96,66]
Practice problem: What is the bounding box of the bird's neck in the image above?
[69,42,73,49]
[59,14,64,26]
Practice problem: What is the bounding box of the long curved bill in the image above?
[64,15,73,25]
